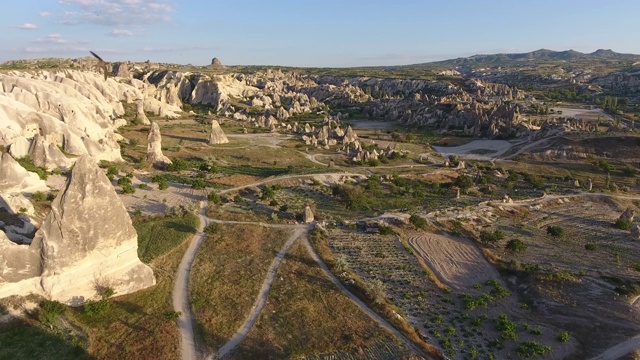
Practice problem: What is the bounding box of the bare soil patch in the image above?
[407,233,499,293]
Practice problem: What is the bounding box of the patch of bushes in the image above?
[39,300,66,326]
[585,243,597,251]
[121,184,135,194]
[479,229,505,244]
[515,341,552,358]
[16,156,48,180]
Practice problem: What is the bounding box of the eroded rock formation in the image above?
[0,155,155,304]
[146,122,172,168]
[209,120,229,144]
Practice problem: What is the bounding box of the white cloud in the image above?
[39,11,52,17]
[109,29,134,37]
[58,0,174,26]
[11,23,38,30]
[34,33,68,44]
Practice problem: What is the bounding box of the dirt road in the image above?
[172,201,209,360]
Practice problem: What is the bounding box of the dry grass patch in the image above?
[189,224,290,351]
[229,240,411,359]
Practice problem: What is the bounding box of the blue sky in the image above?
[2,0,639,67]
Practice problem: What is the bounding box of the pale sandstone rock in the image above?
[135,100,151,125]
[303,206,314,224]
[8,137,30,159]
[0,152,48,194]
[146,122,172,168]
[209,120,229,144]
[29,155,155,303]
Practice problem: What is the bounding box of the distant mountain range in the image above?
[422,49,640,68]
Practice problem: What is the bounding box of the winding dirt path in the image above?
[588,335,640,360]
[213,226,307,359]
[172,201,209,360]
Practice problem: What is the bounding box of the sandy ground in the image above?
[407,232,499,292]
[432,139,513,160]
[551,106,613,121]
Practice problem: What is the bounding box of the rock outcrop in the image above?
[211,57,223,67]
[146,122,172,168]
[303,206,314,223]
[135,100,151,125]
[0,152,48,194]
[619,208,635,222]
[0,155,155,304]
[208,120,229,144]
[631,224,640,240]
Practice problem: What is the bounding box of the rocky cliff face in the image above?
[0,155,155,304]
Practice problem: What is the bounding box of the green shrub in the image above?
[138,183,148,189]
[495,314,518,341]
[279,204,288,212]
[506,238,527,253]
[191,178,206,190]
[378,224,396,235]
[31,191,47,202]
[585,243,597,251]
[83,299,111,317]
[158,179,169,190]
[409,214,428,229]
[614,218,631,230]
[39,300,66,325]
[121,184,135,194]
[546,225,565,237]
[207,191,221,204]
[557,330,570,342]
[117,177,132,186]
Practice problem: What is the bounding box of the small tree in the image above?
[366,279,386,304]
[506,238,527,253]
[334,253,349,272]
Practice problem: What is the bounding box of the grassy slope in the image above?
[189,224,290,351]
